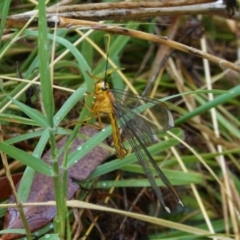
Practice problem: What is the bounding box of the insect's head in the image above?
[101,67,110,91]
[91,73,109,94]
[101,80,109,91]
[98,78,109,91]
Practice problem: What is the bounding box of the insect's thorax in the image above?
[94,80,114,114]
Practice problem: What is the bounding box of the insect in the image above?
[85,39,183,213]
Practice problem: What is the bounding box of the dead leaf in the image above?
[0,173,23,200]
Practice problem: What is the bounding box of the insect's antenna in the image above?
[104,34,111,86]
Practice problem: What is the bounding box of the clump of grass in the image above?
[0,1,239,240]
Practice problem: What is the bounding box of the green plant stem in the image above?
[38,2,65,238]
[49,129,65,238]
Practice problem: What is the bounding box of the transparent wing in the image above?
[110,89,181,211]
[119,120,171,212]
[111,88,174,145]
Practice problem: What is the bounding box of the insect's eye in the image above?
[102,83,108,91]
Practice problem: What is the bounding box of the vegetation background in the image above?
[0,0,239,239]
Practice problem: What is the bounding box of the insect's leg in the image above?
[95,112,103,130]
[66,99,95,128]
[81,122,102,130]
[67,112,100,130]
[83,103,95,114]
[66,114,94,128]
[81,115,102,130]
[82,113,95,122]
[79,108,103,130]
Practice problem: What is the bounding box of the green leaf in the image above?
[54,86,86,125]
[0,142,53,176]
[0,0,11,49]
[38,2,54,125]
[4,128,67,145]
[0,113,39,126]
[39,234,59,240]
[97,169,202,188]
[120,167,202,185]
[0,229,26,235]
[10,97,49,128]
[17,129,51,202]
[161,89,230,102]
[67,124,113,168]
[175,86,240,125]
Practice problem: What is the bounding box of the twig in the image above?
[46,17,240,73]
[3,0,240,28]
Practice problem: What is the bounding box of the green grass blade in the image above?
[0,0,11,49]
[0,114,37,126]
[0,142,52,176]
[96,170,202,188]
[0,229,26,235]
[39,234,59,240]
[67,125,113,168]
[175,86,240,125]
[38,1,54,125]
[54,86,86,125]
[17,129,51,202]
[9,97,49,128]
